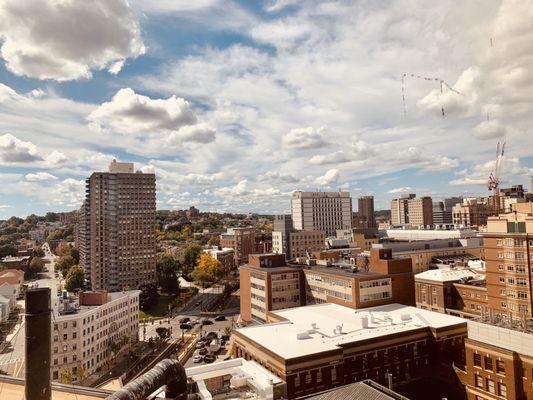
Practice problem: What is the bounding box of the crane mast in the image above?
[488,140,505,213]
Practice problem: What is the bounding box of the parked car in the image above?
[221,334,230,341]
[179,317,190,323]
[214,315,226,321]
[180,323,192,330]
[193,355,203,363]
[195,301,202,306]
[206,331,218,340]
[203,354,216,363]
[201,319,214,326]
[195,341,205,349]
[198,347,208,355]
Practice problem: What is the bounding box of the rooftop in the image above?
[415,268,484,283]
[235,303,466,360]
[302,379,408,400]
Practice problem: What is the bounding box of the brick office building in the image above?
[456,320,533,400]
[240,249,415,323]
[233,303,467,399]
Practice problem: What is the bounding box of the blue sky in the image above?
[0,0,532,218]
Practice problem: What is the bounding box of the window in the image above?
[496,360,505,374]
[486,378,495,394]
[498,382,506,397]
[475,374,483,388]
[473,353,481,367]
[484,356,493,371]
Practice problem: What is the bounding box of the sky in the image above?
[0,0,532,218]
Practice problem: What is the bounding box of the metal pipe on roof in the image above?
[105,359,187,400]
[25,287,52,400]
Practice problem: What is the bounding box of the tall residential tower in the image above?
[79,160,157,291]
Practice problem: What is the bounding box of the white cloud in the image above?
[472,119,507,139]
[258,171,299,184]
[0,0,145,81]
[387,187,413,194]
[88,88,215,145]
[314,169,340,186]
[283,127,328,150]
[25,172,58,181]
[0,133,42,163]
[309,151,351,165]
[449,177,487,186]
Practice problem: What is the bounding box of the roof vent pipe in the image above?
[105,359,187,400]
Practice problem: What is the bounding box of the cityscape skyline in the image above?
[1,0,533,218]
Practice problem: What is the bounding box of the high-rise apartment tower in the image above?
[79,160,157,291]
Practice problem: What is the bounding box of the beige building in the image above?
[291,191,352,237]
[79,160,157,291]
[452,198,493,227]
[51,290,140,383]
[390,194,433,226]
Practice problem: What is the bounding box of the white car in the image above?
[193,355,203,363]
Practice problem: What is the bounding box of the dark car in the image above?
[206,331,218,339]
[203,354,216,363]
[214,315,226,321]
[179,317,190,323]
[201,319,214,326]
[221,334,230,341]
[180,323,192,330]
[198,347,208,355]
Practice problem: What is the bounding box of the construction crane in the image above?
[488,140,505,213]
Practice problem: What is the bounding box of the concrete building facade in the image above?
[291,191,353,237]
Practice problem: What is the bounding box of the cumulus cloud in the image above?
[0,133,42,163]
[283,127,328,150]
[314,169,340,186]
[0,0,145,81]
[215,180,281,198]
[25,172,58,181]
[309,151,351,165]
[88,88,215,145]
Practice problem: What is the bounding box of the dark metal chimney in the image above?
[25,287,51,400]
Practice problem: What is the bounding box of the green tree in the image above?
[180,243,202,275]
[156,253,181,295]
[26,257,44,279]
[34,247,45,258]
[156,327,170,341]
[138,283,159,311]
[59,369,72,384]
[55,255,76,276]
[65,266,85,292]
[0,245,17,258]
[45,212,58,222]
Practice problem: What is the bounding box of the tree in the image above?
[207,236,220,247]
[55,255,76,276]
[59,369,73,384]
[34,247,45,258]
[65,266,85,292]
[191,253,223,285]
[156,253,181,295]
[55,242,71,257]
[138,283,159,311]
[26,257,44,279]
[180,243,202,275]
[0,245,16,258]
[156,327,170,341]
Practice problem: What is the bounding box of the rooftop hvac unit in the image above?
[311,322,317,329]
[401,314,412,322]
[296,331,311,340]
[230,374,248,388]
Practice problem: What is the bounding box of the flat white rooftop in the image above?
[415,268,485,283]
[468,320,533,357]
[236,303,467,360]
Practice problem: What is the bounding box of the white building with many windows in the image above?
[51,290,140,382]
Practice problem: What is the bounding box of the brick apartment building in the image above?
[240,248,414,323]
[220,227,256,266]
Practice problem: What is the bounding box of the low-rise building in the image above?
[233,302,467,399]
[220,227,256,266]
[186,357,285,400]
[0,255,31,273]
[240,249,414,323]
[415,268,486,316]
[51,290,140,383]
